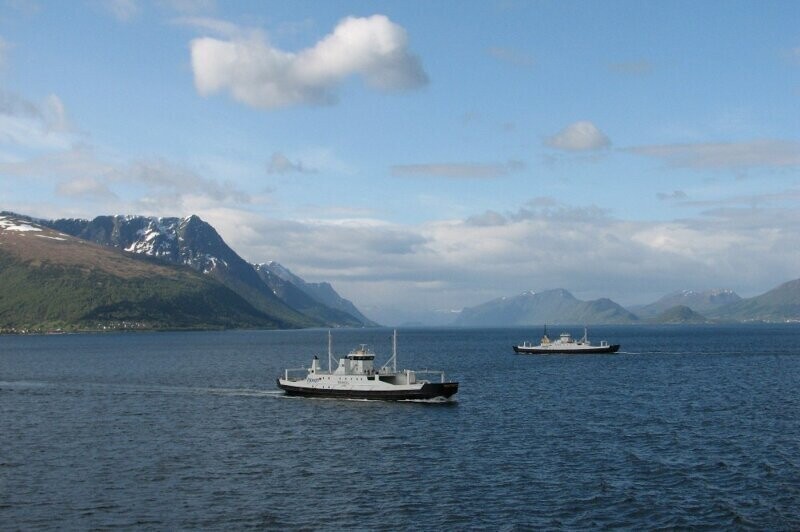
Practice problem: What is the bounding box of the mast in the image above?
[381,329,399,373]
[328,330,332,373]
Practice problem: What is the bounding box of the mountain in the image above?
[44,216,360,327]
[651,305,709,324]
[252,263,369,327]
[255,261,377,326]
[631,289,741,319]
[0,213,284,332]
[454,289,639,326]
[709,278,800,322]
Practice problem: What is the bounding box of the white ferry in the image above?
[513,326,620,354]
[277,331,459,400]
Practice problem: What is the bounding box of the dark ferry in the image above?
[278,331,458,400]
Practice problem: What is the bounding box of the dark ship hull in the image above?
[277,380,458,400]
[513,344,620,354]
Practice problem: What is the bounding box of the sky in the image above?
[1,0,799,324]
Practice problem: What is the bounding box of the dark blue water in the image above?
[2,325,799,529]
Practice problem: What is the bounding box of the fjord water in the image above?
[2,326,799,529]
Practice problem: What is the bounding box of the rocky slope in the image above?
[0,213,282,332]
[44,214,372,327]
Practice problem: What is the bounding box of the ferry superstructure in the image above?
[513,326,620,354]
[277,331,458,400]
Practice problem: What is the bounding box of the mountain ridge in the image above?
[631,288,741,319]
[0,213,284,332]
[708,278,800,322]
[455,288,639,326]
[455,281,800,326]
[6,211,799,329]
[41,214,374,328]
[255,261,378,327]
[44,214,317,327]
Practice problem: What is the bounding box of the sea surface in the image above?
[1,325,799,530]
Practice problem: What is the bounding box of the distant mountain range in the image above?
[629,289,741,319]
[455,289,639,326]
[706,278,800,322]
[254,261,377,326]
[1,211,375,332]
[455,282,800,326]
[3,209,799,331]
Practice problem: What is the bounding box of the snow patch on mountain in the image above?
[202,255,228,274]
[0,215,41,232]
[123,218,179,257]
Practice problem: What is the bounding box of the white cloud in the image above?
[0,90,73,150]
[99,0,140,22]
[126,157,249,203]
[174,16,241,38]
[656,190,688,201]
[189,14,428,109]
[42,94,69,132]
[196,194,800,325]
[56,176,117,199]
[266,151,316,174]
[0,145,250,210]
[391,160,524,179]
[545,121,611,151]
[627,140,800,170]
[465,210,507,227]
[159,0,215,15]
[6,163,800,324]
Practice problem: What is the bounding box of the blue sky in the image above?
[1,0,799,324]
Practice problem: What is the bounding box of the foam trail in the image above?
[399,396,457,404]
[0,380,283,398]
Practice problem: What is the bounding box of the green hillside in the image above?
[710,278,800,322]
[651,305,709,324]
[45,213,318,328]
[0,216,285,332]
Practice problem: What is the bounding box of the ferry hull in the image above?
[513,344,620,354]
[277,380,458,400]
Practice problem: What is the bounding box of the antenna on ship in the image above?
[328,330,333,373]
[393,329,397,373]
[382,329,398,373]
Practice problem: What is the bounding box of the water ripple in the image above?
[1,325,799,529]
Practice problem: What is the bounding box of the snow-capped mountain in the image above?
[0,212,284,332]
[709,279,800,322]
[630,289,742,319]
[46,214,373,328]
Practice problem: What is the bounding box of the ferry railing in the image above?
[413,370,448,383]
[283,367,308,381]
